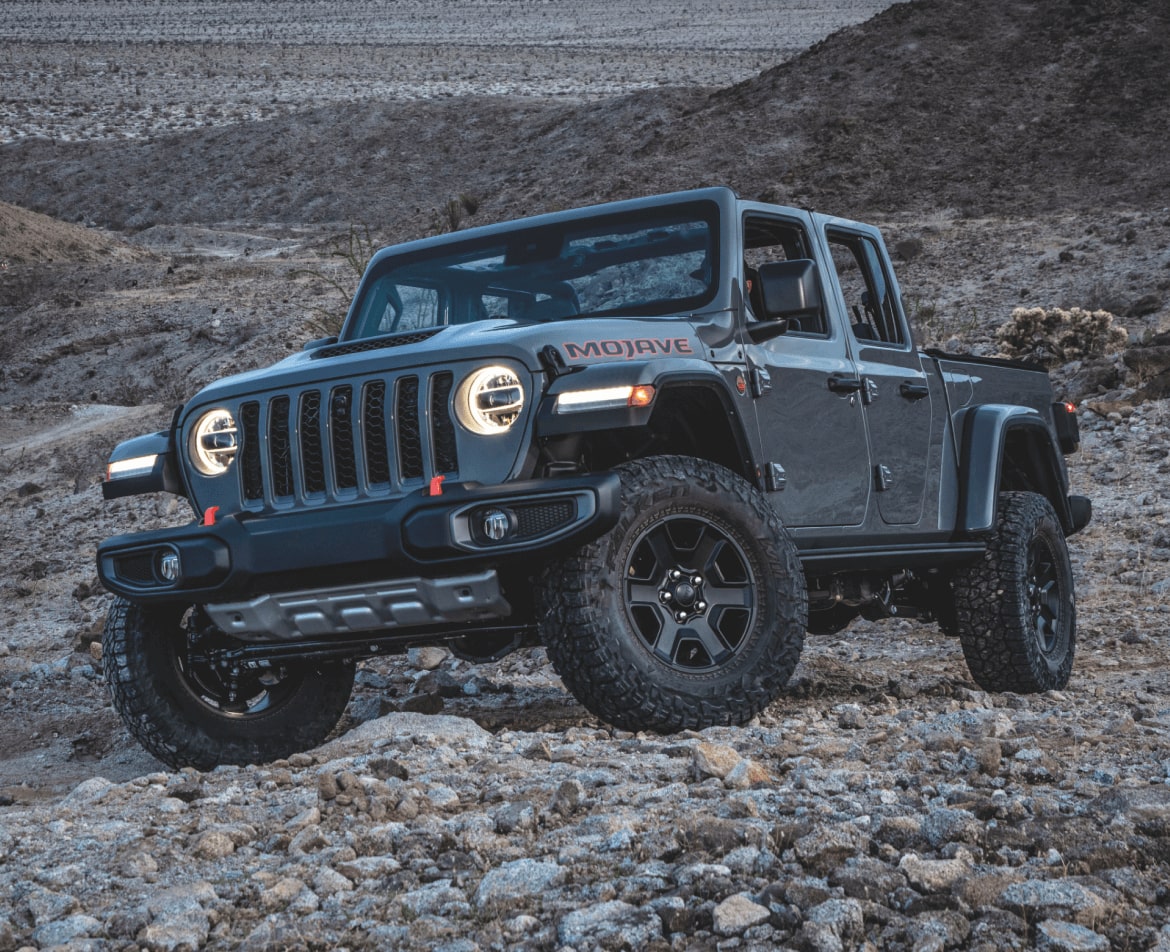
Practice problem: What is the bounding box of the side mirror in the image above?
[755,259,823,328]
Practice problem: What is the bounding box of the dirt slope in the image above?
[0,201,145,264]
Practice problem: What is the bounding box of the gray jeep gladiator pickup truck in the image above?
[97,187,1091,768]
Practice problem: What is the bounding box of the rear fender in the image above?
[956,404,1078,535]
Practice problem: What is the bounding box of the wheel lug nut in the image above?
[670,569,682,580]
[660,591,672,602]
[696,601,707,612]
[692,575,702,585]
[676,611,688,622]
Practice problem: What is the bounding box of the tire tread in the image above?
[538,456,806,732]
[952,491,1075,693]
[103,598,354,769]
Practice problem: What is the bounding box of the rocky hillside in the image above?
[1,0,1168,233]
[1,0,1169,949]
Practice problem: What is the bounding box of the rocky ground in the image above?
[2,0,1170,949]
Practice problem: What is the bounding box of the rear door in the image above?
[818,220,934,527]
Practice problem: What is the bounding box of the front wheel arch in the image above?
[103,598,355,769]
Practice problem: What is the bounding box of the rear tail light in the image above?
[1053,400,1080,454]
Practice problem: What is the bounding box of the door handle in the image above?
[899,381,930,400]
[827,374,863,393]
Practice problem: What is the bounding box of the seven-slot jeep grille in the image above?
[236,371,459,508]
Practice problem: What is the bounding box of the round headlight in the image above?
[189,408,238,476]
[455,366,524,435]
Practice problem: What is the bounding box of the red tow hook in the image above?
[428,475,445,497]
[202,506,220,526]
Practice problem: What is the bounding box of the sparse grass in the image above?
[291,224,379,338]
[0,446,27,477]
[1073,280,1129,317]
[430,194,481,236]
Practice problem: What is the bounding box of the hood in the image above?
[186,314,715,410]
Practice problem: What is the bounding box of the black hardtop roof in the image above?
[365,186,744,269]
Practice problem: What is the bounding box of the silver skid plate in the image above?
[205,571,510,642]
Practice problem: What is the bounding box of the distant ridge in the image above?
[0,0,1166,231]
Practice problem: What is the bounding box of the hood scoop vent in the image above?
[313,327,444,359]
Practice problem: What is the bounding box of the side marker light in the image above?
[629,385,656,408]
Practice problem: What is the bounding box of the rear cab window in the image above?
[826,229,908,347]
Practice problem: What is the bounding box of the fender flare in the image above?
[102,429,186,500]
[955,404,1075,535]
[534,358,758,483]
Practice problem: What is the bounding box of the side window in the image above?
[827,231,905,346]
[742,216,827,336]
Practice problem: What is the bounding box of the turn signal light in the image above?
[630,385,656,408]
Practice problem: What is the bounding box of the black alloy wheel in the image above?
[952,491,1076,693]
[624,515,757,671]
[103,597,355,769]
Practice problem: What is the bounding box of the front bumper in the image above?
[97,474,620,606]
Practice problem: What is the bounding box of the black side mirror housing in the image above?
[757,259,822,324]
[745,318,790,343]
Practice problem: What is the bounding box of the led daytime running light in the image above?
[555,384,656,413]
[106,454,159,480]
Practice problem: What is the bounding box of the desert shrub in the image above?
[995,306,1128,366]
[430,194,481,235]
[291,224,378,337]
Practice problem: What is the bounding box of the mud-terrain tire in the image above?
[952,491,1075,692]
[537,456,807,732]
[103,597,354,769]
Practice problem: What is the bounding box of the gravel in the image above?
[1,1,1169,949]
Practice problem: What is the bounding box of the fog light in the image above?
[158,551,181,583]
[481,509,511,542]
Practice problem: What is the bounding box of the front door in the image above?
[741,212,872,528]
[749,336,874,527]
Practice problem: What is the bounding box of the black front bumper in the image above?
[97,474,620,605]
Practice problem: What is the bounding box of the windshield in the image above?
[346,200,720,340]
